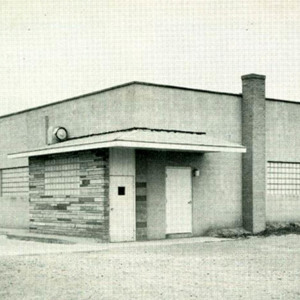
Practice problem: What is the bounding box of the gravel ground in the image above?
[0,235,299,300]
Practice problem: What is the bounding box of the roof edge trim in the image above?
[68,127,206,141]
[8,139,246,159]
[2,81,300,120]
[0,82,135,120]
[266,98,300,104]
[0,82,242,120]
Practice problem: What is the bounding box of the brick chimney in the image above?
[241,74,266,233]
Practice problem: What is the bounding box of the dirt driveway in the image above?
[0,235,299,299]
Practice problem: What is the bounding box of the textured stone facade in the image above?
[29,150,109,240]
[136,151,148,240]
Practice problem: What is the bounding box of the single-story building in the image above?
[0,74,299,242]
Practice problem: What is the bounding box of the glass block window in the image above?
[267,161,300,195]
[2,167,29,196]
[45,157,80,196]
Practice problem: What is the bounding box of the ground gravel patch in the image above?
[0,235,299,299]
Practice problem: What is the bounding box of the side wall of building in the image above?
[0,84,242,168]
[131,86,243,237]
[0,113,28,169]
[136,150,242,239]
[266,100,300,222]
[132,85,242,142]
[0,84,243,231]
[0,195,29,229]
[0,113,29,228]
[0,87,134,229]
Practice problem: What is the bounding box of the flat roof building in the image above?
[1,74,299,241]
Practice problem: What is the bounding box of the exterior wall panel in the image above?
[140,150,242,239]
[266,101,300,162]
[0,196,29,229]
[0,84,242,169]
[108,148,136,241]
[0,167,29,228]
[109,148,135,176]
[133,85,242,142]
[266,101,300,222]
[26,86,136,150]
[29,150,109,240]
[0,114,28,169]
[266,195,300,222]
[191,152,242,235]
[4,82,296,234]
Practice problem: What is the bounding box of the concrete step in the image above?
[166,232,193,239]
[6,234,76,244]
[0,228,101,244]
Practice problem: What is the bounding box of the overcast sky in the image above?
[1,0,300,116]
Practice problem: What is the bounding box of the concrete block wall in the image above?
[0,86,136,170]
[0,82,243,234]
[26,86,137,150]
[266,101,300,162]
[191,152,243,235]
[133,85,242,142]
[0,196,29,229]
[29,150,109,240]
[137,150,242,239]
[0,83,242,170]
[2,75,300,234]
[266,195,300,222]
[0,168,29,229]
[0,113,28,169]
[266,101,300,222]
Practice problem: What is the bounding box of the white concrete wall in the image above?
[266,195,300,222]
[133,85,242,142]
[109,148,135,176]
[0,196,29,229]
[142,151,242,239]
[0,83,242,169]
[266,101,300,162]
[266,100,300,222]
[191,152,242,235]
[0,83,243,231]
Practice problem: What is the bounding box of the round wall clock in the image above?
[54,127,68,141]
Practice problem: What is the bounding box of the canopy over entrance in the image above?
[8,127,246,158]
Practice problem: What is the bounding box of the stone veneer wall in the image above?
[29,150,109,240]
[136,151,147,240]
[136,182,147,240]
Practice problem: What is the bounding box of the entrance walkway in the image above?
[0,228,228,256]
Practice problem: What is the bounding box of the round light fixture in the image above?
[54,127,68,141]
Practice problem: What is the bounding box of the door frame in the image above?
[109,175,136,242]
[165,166,193,235]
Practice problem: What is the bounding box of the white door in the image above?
[166,167,192,234]
[109,176,135,242]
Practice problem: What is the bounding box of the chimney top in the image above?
[241,74,266,80]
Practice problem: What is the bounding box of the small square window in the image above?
[118,186,125,195]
